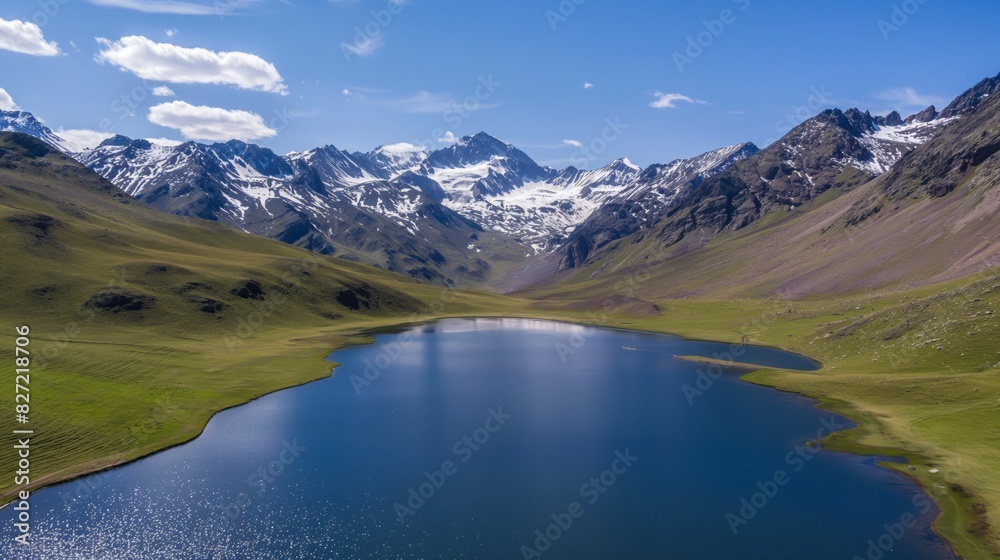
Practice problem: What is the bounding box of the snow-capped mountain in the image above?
[355,143,428,177]
[840,109,956,175]
[75,134,512,286]
[4,84,968,287]
[0,110,69,152]
[557,102,964,273]
[405,133,642,250]
[557,142,760,269]
[74,130,648,253]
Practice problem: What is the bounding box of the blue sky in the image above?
[1,0,999,168]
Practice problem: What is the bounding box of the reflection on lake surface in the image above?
[0,319,956,559]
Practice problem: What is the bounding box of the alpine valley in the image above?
[4,70,1000,560]
[3,77,978,290]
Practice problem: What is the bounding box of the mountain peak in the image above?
[426,131,537,170]
[809,108,878,137]
[97,134,135,148]
[905,105,939,124]
[874,111,905,127]
[617,157,640,170]
[842,108,879,135]
[0,109,65,150]
[938,71,1000,119]
[463,131,511,151]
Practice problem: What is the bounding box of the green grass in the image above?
[0,135,539,500]
[2,133,999,559]
[559,279,1000,559]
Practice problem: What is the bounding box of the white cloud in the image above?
[375,90,501,114]
[147,137,184,146]
[583,82,594,90]
[379,142,425,155]
[0,18,60,56]
[87,0,261,15]
[152,86,176,97]
[340,34,385,58]
[650,91,707,109]
[165,28,179,37]
[0,87,17,110]
[55,129,116,152]
[873,87,947,108]
[437,131,460,144]
[562,139,583,148]
[390,91,456,113]
[148,101,277,141]
[96,36,288,95]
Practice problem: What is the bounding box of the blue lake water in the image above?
[1,318,957,559]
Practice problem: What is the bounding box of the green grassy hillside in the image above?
[542,277,1000,558]
[0,132,534,500]
[2,129,998,559]
[515,92,1000,558]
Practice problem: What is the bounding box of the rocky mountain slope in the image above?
[0,114,744,286]
[526,73,1000,300]
[6,72,998,290]
[552,96,969,274]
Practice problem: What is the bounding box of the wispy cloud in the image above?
[0,18,60,56]
[86,0,262,16]
[96,36,287,94]
[148,101,277,141]
[583,82,594,90]
[873,87,947,108]
[371,90,501,114]
[562,139,583,148]
[437,131,460,144]
[650,91,708,109]
[340,35,385,58]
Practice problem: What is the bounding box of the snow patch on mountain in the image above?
[850,117,957,174]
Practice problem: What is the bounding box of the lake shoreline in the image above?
[4,313,979,559]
